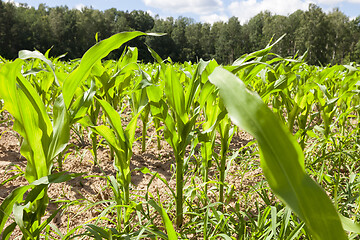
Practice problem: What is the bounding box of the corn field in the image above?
[1,32,360,239]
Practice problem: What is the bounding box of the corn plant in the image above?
[62,32,163,110]
[131,69,152,152]
[83,97,141,233]
[0,172,82,239]
[216,108,235,208]
[0,56,71,238]
[147,81,165,150]
[150,65,199,227]
[197,77,220,205]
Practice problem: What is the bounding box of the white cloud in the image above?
[143,0,224,15]
[4,0,21,7]
[315,0,360,3]
[313,0,341,3]
[146,10,155,16]
[200,14,229,23]
[74,3,86,11]
[229,0,310,23]
[143,0,360,24]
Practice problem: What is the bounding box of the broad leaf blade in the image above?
[0,185,33,233]
[208,67,347,240]
[63,32,162,108]
[0,60,53,182]
[47,95,70,162]
[148,200,177,239]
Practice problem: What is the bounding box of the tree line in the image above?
[1,1,360,65]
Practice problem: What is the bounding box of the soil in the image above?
[0,115,265,239]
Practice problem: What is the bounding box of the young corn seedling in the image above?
[85,97,141,233]
[131,69,153,153]
[216,107,235,208]
[150,65,200,227]
[148,82,165,150]
[0,172,82,240]
[197,82,220,204]
[0,57,70,238]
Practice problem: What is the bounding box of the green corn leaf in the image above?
[0,185,33,233]
[208,67,347,240]
[148,199,177,239]
[147,84,163,103]
[63,32,163,109]
[85,224,111,239]
[32,207,62,237]
[70,80,97,124]
[91,98,141,187]
[47,95,70,162]
[147,45,164,64]
[340,215,360,234]
[31,171,83,185]
[13,202,34,239]
[164,67,187,123]
[19,50,59,86]
[0,172,82,236]
[96,98,127,146]
[91,124,127,176]
[2,222,17,240]
[118,46,138,69]
[0,59,53,182]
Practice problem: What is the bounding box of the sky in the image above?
[5,0,360,24]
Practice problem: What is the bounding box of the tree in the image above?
[327,8,353,64]
[243,11,272,52]
[287,10,304,56]
[127,10,154,32]
[213,17,242,64]
[0,1,16,58]
[199,23,214,60]
[295,4,331,65]
[185,22,203,61]
[48,6,79,58]
[349,16,360,62]
[171,17,193,62]
[262,14,292,56]
[146,16,177,60]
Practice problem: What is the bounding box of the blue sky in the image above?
[5,0,360,24]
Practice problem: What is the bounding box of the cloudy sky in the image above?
[7,0,360,24]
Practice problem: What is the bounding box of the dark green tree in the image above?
[295,4,331,65]
[146,16,176,60]
[48,6,79,58]
[243,11,272,52]
[171,17,193,62]
[0,1,17,58]
[327,8,353,64]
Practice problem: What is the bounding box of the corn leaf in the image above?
[63,31,163,109]
[0,172,82,236]
[0,60,52,182]
[148,199,177,239]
